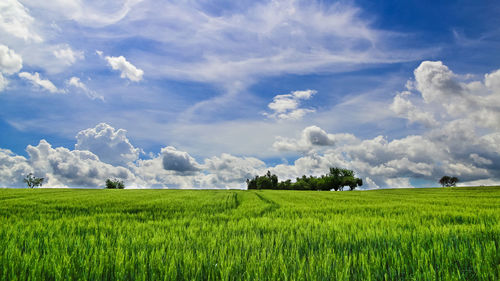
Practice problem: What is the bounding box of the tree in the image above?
[23,173,44,188]
[327,167,362,191]
[105,178,125,189]
[439,176,459,187]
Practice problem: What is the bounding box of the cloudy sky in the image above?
[1,0,500,189]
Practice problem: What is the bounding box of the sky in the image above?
[1,0,500,189]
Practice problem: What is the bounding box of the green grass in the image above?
[0,187,499,280]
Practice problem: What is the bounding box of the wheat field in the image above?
[0,187,498,280]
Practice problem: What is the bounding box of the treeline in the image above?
[246,167,362,191]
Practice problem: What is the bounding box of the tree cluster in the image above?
[246,171,278,189]
[23,173,44,188]
[439,176,459,187]
[105,178,125,189]
[246,167,362,191]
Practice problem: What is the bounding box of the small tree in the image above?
[439,176,459,187]
[105,178,125,189]
[24,173,44,188]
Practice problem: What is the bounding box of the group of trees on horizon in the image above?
[246,167,363,191]
[20,172,459,189]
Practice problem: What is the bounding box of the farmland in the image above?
[0,187,499,280]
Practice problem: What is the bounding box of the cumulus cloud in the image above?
[129,151,263,189]
[0,122,267,189]
[27,139,136,188]
[132,155,203,189]
[272,131,438,189]
[161,146,201,173]
[392,61,500,130]
[414,61,463,103]
[18,72,62,93]
[67,76,103,100]
[3,72,500,190]
[0,0,41,42]
[485,69,500,91]
[274,125,356,153]
[105,55,144,82]
[53,45,84,65]
[1,138,139,188]
[129,149,265,188]
[1,123,256,189]
[204,153,266,185]
[270,62,500,188]
[390,91,437,127]
[265,89,317,120]
[0,148,32,187]
[75,123,140,166]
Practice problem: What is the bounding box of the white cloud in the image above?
[114,0,424,90]
[392,61,500,130]
[53,45,84,65]
[383,178,412,189]
[414,60,463,104]
[485,69,500,91]
[75,123,140,166]
[161,146,201,173]
[0,44,23,92]
[18,72,63,93]
[273,125,357,153]
[0,0,41,42]
[329,61,500,185]
[130,149,266,188]
[0,148,32,187]
[204,153,266,186]
[105,55,144,82]
[443,162,489,179]
[6,59,500,189]
[265,89,317,120]
[27,139,137,188]
[2,116,500,189]
[270,118,500,189]
[292,90,316,100]
[1,138,140,188]
[470,153,493,165]
[390,91,437,127]
[0,44,23,74]
[67,76,103,100]
[0,1,142,75]
[132,154,205,189]
[67,77,85,88]
[20,0,143,27]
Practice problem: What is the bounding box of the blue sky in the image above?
[1,0,500,188]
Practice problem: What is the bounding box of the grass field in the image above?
[0,187,498,280]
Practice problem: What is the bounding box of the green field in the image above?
[0,187,499,280]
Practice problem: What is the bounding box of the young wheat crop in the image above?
[0,187,498,280]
